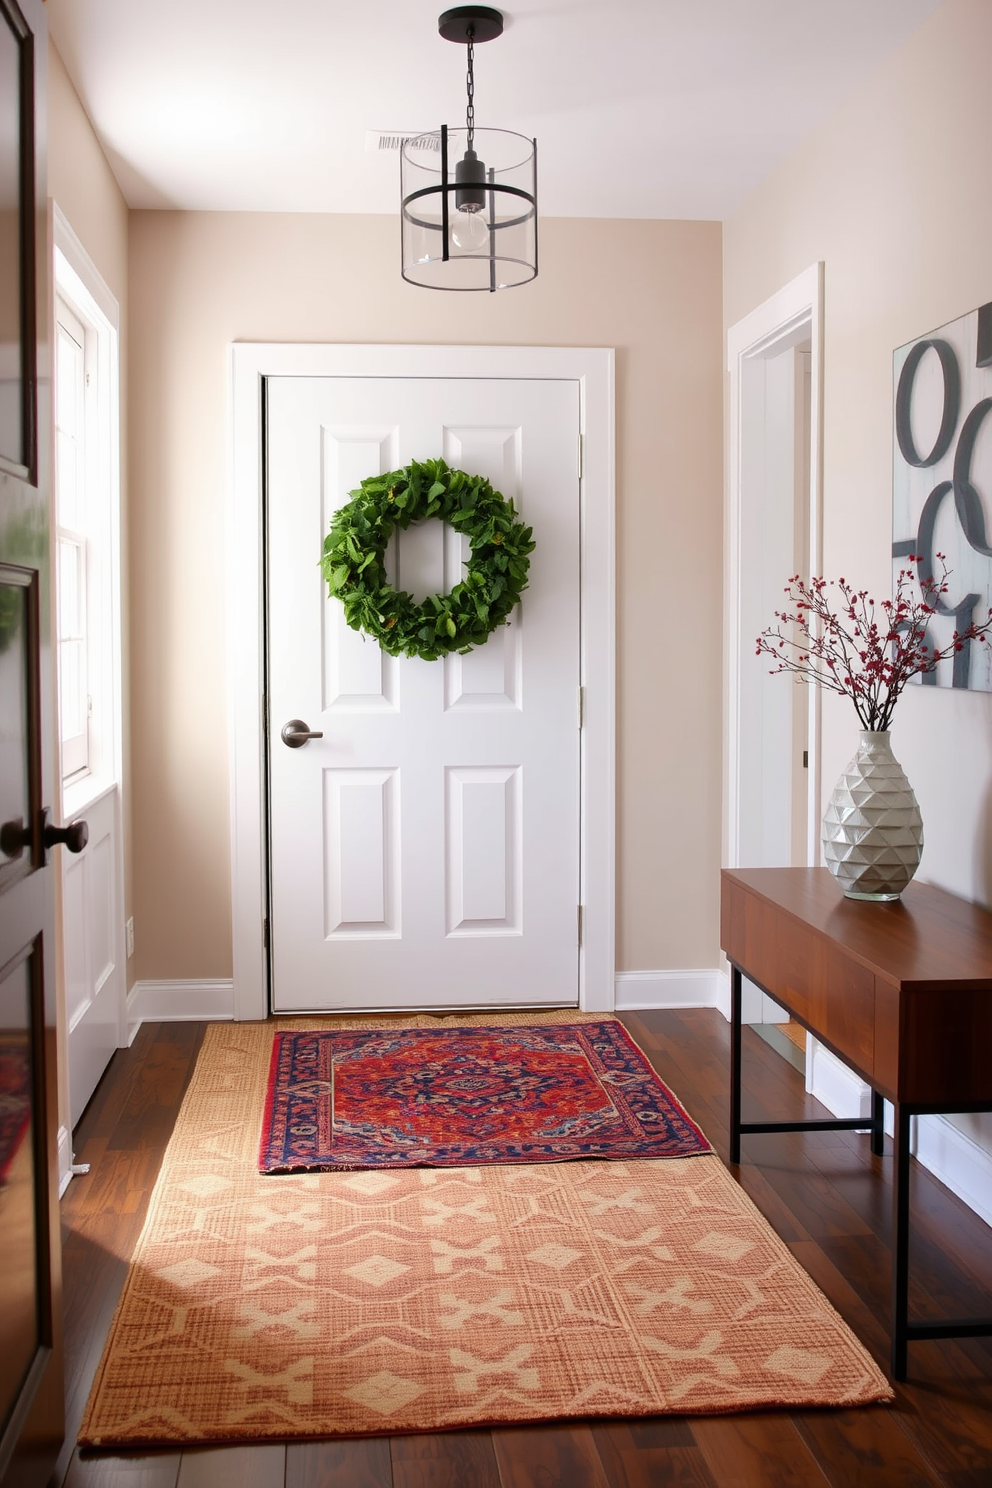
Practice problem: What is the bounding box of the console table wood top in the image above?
[721,867,992,1107]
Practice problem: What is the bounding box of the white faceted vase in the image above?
[822,731,923,901]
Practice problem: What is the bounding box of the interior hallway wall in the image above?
[725,0,992,1154]
[48,43,128,306]
[126,212,724,988]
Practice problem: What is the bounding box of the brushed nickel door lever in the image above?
[281,719,324,749]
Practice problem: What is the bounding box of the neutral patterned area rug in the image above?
[259,1021,712,1171]
[80,1015,892,1448]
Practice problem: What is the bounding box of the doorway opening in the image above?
[726,264,823,1066]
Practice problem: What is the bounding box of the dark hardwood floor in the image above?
[53,1011,992,1487]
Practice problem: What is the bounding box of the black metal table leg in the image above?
[891,1101,911,1380]
[730,964,742,1165]
[871,1088,885,1157]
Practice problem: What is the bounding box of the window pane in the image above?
[58,537,80,638]
[56,428,79,523]
[56,326,82,437]
[56,324,84,530]
[54,294,100,785]
[59,637,85,744]
[58,539,87,764]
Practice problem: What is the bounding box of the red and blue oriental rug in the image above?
[258,1020,712,1172]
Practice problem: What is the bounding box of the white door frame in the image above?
[726,265,824,872]
[228,344,615,1021]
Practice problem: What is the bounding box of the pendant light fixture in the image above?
[401,6,537,291]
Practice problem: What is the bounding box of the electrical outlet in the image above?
[125,917,135,959]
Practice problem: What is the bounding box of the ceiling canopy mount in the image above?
[437,7,504,45]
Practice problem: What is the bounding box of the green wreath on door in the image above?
[320,458,535,661]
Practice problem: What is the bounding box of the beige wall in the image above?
[48,43,128,303]
[127,212,724,984]
[725,0,992,1144]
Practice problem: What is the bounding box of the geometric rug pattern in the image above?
[259,1022,713,1171]
[80,1017,892,1448]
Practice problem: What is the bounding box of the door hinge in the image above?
[577,685,584,729]
[803,749,809,769]
[577,433,584,480]
[263,916,270,950]
[577,905,584,946]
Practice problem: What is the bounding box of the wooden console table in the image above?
[721,866,992,1380]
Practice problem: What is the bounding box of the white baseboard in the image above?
[615,969,729,1018]
[58,1124,73,1198]
[913,1112,992,1230]
[807,1039,992,1231]
[806,1038,875,1117]
[127,978,235,1038]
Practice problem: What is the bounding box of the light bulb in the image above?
[450,208,489,254]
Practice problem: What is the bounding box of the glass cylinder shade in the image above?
[401,127,537,291]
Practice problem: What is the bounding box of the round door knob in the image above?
[44,819,89,853]
[281,719,324,749]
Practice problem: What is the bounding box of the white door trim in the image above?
[726,265,824,871]
[228,344,615,1021]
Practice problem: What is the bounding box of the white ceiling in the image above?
[47,0,944,219]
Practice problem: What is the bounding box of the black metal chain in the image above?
[465,27,475,147]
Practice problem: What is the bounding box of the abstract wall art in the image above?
[893,302,992,690]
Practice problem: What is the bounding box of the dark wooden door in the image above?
[0,0,65,1482]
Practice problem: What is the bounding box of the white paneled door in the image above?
[266,376,580,1012]
[64,787,125,1127]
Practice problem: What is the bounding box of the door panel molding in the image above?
[229,344,615,1019]
[61,787,126,1128]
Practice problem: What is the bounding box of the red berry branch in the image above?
[755,555,992,733]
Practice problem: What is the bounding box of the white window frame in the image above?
[53,210,123,815]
